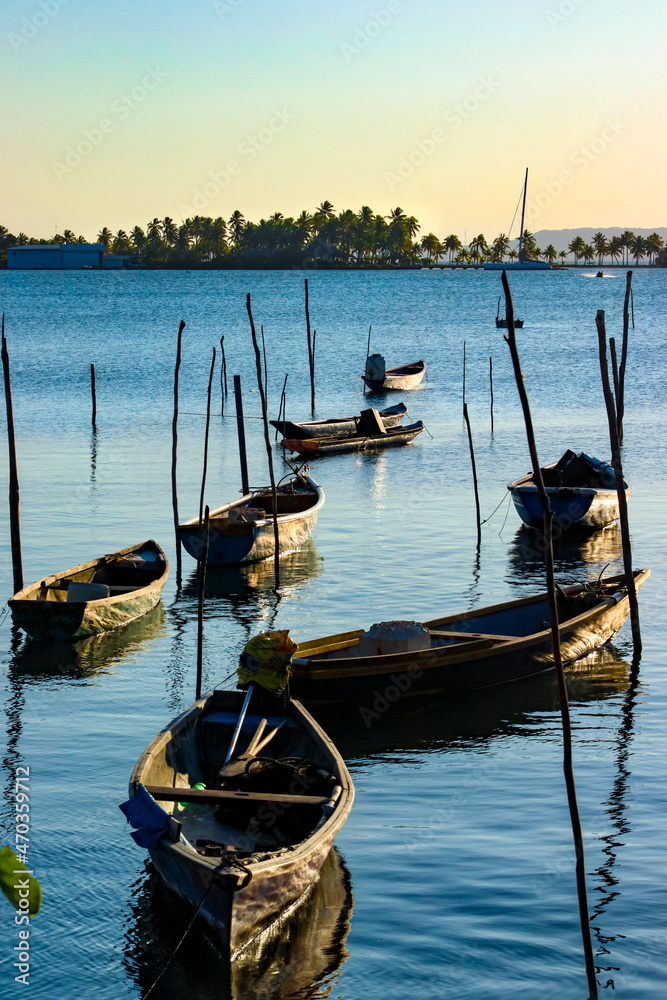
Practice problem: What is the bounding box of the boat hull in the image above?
[271,403,407,439]
[8,540,168,641]
[362,361,426,392]
[282,422,424,457]
[290,572,649,704]
[509,484,626,530]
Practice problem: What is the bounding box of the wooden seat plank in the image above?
[430,630,521,643]
[144,784,327,807]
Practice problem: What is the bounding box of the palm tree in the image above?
[620,231,635,265]
[162,217,178,245]
[489,234,509,263]
[468,234,488,262]
[646,232,664,264]
[112,230,131,253]
[520,229,539,260]
[558,250,568,267]
[454,247,470,264]
[630,236,647,265]
[542,244,558,265]
[420,233,441,262]
[228,210,245,245]
[62,229,77,243]
[568,236,585,264]
[443,234,462,263]
[146,218,163,241]
[582,244,595,265]
[607,236,623,265]
[131,226,146,251]
[592,232,608,265]
[96,227,113,251]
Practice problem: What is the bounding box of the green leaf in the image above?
[0,846,42,916]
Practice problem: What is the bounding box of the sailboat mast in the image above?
[518,167,528,261]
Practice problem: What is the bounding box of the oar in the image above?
[224,687,253,764]
[252,718,287,755]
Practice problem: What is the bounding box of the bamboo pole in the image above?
[195,505,210,700]
[596,309,641,653]
[463,402,481,546]
[363,324,372,395]
[220,336,227,414]
[233,375,250,496]
[199,347,217,529]
[1,317,23,593]
[90,363,97,429]
[171,320,186,588]
[616,271,632,445]
[501,270,598,1000]
[246,295,281,588]
[305,279,315,415]
[489,356,494,433]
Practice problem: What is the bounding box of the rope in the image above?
[480,490,510,526]
[144,854,252,997]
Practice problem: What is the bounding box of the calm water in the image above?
[0,267,665,999]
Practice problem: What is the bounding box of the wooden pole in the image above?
[261,324,268,403]
[489,356,494,433]
[171,320,185,588]
[463,402,481,546]
[246,295,281,589]
[90,363,97,429]
[199,347,216,529]
[1,317,23,593]
[220,336,227,415]
[501,270,599,1000]
[305,279,315,416]
[609,338,620,412]
[617,271,632,445]
[596,309,641,654]
[363,324,372,395]
[462,340,466,411]
[195,505,210,701]
[275,374,288,442]
[233,375,250,496]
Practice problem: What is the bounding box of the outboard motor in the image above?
[365,353,386,382]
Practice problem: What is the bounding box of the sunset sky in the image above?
[2,0,665,240]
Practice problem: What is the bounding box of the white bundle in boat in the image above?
[358,620,430,656]
[365,353,386,382]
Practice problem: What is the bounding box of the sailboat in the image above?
[484,168,552,271]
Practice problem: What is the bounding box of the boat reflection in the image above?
[8,603,167,680]
[506,523,623,593]
[122,847,353,999]
[314,643,634,761]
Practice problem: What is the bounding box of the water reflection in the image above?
[122,847,353,999]
[8,603,167,680]
[316,643,632,762]
[506,523,624,592]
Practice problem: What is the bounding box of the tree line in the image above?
[1,206,664,268]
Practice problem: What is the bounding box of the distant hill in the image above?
[530,228,667,253]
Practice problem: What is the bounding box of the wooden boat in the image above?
[177,473,324,566]
[362,355,426,392]
[508,450,632,530]
[270,402,407,439]
[121,687,354,959]
[288,571,649,704]
[8,540,168,641]
[495,296,524,328]
[281,420,425,457]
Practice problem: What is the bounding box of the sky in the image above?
[1,0,665,241]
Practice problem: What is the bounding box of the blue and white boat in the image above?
[508,451,631,530]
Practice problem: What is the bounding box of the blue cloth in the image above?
[119,784,171,849]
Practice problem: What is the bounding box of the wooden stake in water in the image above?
[195,505,210,701]
[233,375,250,496]
[489,356,494,433]
[275,374,289,442]
[261,325,268,403]
[617,270,633,445]
[501,270,599,1000]
[596,309,641,654]
[463,402,481,546]
[246,295,281,589]
[1,316,23,593]
[220,336,228,415]
[363,324,372,395]
[199,347,217,529]
[462,341,466,411]
[305,279,315,415]
[90,363,97,429]
[171,320,186,588]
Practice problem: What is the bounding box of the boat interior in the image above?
[144,690,341,859]
[25,544,166,603]
[208,479,318,522]
[517,451,625,491]
[299,581,622,660]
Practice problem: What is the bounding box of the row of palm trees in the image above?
[1,210,664,267]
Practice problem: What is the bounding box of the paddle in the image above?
[223,687,253,764]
